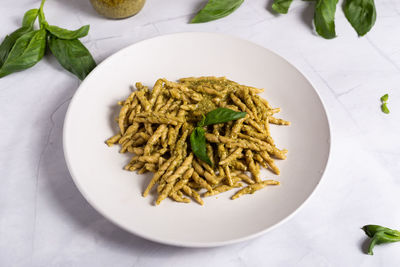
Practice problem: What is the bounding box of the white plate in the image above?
[63,32,330,247]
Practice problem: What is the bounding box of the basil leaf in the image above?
[314,0,338,39]
[0,27,34,67]
[381,103,390,114]
[0,29,46,78]
[344,0,376,36]
[272,0,293,14]
[190,127,212,166]
[191,0,244,23]
[22,9,39,28]
[203,108,246,126]
[48,35,96,80]
[0,9,39,67]
[45,24,90,40]
[380,94,388,102]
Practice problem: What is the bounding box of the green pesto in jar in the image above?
[90,0,146,19]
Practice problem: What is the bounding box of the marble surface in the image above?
[1,0,400,266]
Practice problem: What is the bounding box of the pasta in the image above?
[106,77,289,205]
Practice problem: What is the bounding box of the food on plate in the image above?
[106,77,289,205]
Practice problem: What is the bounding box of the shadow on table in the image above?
[37,79,238,258]
[299,1,315,33]
[266,0,278,15]
[359,238,370,255]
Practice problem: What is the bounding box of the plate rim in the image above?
[63,32,332,248]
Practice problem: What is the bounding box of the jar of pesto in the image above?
[90,0,146,19]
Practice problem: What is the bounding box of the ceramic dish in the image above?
[63,32,330,247]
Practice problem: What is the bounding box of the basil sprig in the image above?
[191,0,244,23]
[0,0,96,80]
[190,108,246,165]
[362,225,400,255]
[271,0,376,39]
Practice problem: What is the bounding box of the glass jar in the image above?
[90,0,146,19]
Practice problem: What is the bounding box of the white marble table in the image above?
[1,0,400,266]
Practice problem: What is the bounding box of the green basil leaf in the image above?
[381,103,390,114]
[203,108,246,126]
[272,0,293,14]
[0,29,46,78]
[0,8,39,67]
[344,0,376,36]
[45,24,90,40]
[190,127,212,166]
[22,9,39,28]
[314,0,338,39]
[191,0,244,23]
[380,94,388,102]
[0,27,34,67]
[48,35,96,80]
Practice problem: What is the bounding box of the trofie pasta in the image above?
[106,77,290,205]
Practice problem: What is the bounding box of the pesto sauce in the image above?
[90,0,146,19]
[186,79,240,121]
[196,95,216,115]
